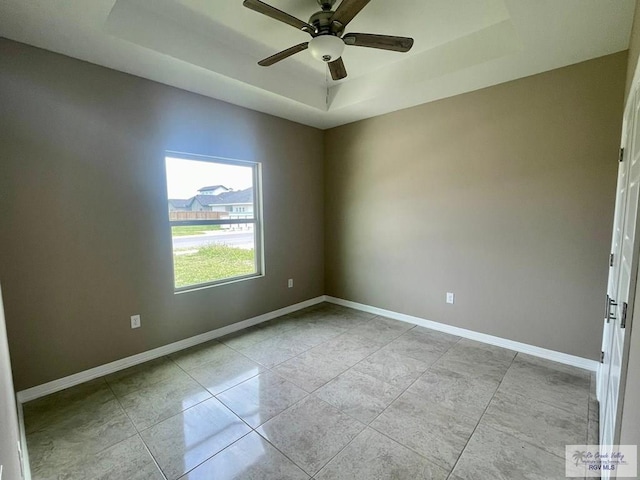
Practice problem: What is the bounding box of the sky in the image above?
[165,156,254,199]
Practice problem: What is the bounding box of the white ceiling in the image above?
[0,0,635,129]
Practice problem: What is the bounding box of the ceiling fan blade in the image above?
[343,33,414,52]
[331,0,371,29]
[258,42,309,66]
[328,57,347,80]
[243,0,316,34]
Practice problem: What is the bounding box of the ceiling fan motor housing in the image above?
[309,10,343,36]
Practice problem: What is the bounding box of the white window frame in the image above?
[166,151,264,293]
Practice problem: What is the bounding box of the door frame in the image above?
[598,57,640,450]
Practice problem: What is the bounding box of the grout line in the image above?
[364,330,461,427]
[287,394,368,477]
[101,379,172,479]
[445,352,518,478]
[24,303,587,479]
[277,322,447,475]
[504,353,591,417]
[137,435,169,480]
[220,309,394,476]
[255,428,316,478]
[362,339,465,474]
[104,380,140,434]
[252,396,320,476]
[178,430,254,478]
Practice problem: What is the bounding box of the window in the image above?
[165,153,263,291]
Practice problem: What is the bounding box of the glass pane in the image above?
[165,156,259,288]
[166,157,255,221]
[171,225,256,288]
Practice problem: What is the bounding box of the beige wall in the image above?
[0,38,325,390]
[0,34,629,393]
[0,285,22,479]
[325,52,626,360]
[620,0,640,449]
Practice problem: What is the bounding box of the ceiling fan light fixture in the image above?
[308,35,345,62]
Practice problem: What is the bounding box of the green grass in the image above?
[173,244,255,288]
[171,225,222,237]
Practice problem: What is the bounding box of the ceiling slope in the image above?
[0,0,634,128]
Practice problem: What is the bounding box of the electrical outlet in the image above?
[131,314,141,329]
[288,278,294,288]
[446,292,455,304]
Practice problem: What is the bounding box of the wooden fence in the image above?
[169,211,226,221]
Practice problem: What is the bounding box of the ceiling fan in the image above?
[243,0,414,80]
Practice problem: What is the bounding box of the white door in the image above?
[599,116,629,410]
[599,85,640,472]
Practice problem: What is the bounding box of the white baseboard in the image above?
[326,296,599,372]
[16,296,325,404]
[17,293,598,404]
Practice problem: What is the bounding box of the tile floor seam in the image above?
[130,387,214,432]
[479,394,590,461]
[493,383,590,420]
[21,377,114,437]
[498,381,591,417]
[365,392,474,474]
[445,347,519,477]
[168,345,265,398]
[247,315,380,390]
[213,371,311,429]
[260,395,368,478]
[255,318,393,379]
[366,419,456,473]
[475,422,572,462]
[104,379,140,434]
[177,430,255,480]
[28,432,144,480]
[362,335,461,431]
[104,378,169,480]
[221,328,316,369]
[350,365,411,420]
[23,307,592,480]
[267,366,330,395]
[304,427,364,479]
[253,429,317,479]
[137,434,170,480]
[297,328,422,424]
[498,357,591,417]
[198,367,263,397]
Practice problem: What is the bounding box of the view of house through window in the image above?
[165,154,262,290]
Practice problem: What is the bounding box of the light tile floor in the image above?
[23,303,599,479]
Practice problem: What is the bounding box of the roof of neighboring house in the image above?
[198,185,228,192]
[196,187,253,206]
[168,188,253,208]
[168,198,193,208]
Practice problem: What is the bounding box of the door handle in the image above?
[606,295,614,322]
